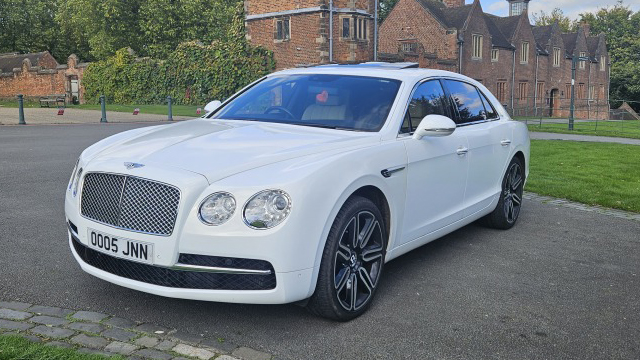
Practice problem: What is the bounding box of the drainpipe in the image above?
[374,0,378,61]
[511,48,516,112]
[329,0,334,63]
[534,52,539,116]
[458,37,463,73]
[588,60,592,118]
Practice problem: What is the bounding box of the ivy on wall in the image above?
[82,42,274,105]
[82,4,275,105]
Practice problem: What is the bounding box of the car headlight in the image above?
[243,190,291,229]
[199,192,236,226]
[72,167,83,197]
[68,159,79,190]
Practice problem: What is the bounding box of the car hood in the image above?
[87,119,378,183]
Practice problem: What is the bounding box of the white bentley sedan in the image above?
[66,63,529,320]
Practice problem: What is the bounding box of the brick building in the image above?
[0,52,88,104]
[377,0,610,119]
[244,0,377,69]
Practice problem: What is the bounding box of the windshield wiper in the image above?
[299,123,358,131]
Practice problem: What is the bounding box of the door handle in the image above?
[456,147,469,156]
[501,139,512,146]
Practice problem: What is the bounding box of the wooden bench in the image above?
[39,94,66,108]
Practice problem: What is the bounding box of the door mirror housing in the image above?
[412,115,457,140]
[204,100,222,114]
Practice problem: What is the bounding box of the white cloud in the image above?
[481,0,640,20]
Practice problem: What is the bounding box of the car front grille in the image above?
[71,235,277,291]
[80,173,180,236]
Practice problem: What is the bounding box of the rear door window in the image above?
[443,80,488,125]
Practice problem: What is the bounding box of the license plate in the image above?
[87,229,154,265]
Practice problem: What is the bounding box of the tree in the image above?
[578,1,640,110]
[532,8,577,32]
[378,0,400,24]
[0,0,61,58]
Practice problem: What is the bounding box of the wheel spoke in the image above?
[358,218,378,249]
[335,267,351,291]
[511,174,523,191]
[358,268,375,293]
[362,246,383,263]
[350,273,358,311]
[512,193,522,206]
[340,217,356,250]
[508,201,515,222]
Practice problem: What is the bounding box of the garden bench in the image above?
[39,94,66,108]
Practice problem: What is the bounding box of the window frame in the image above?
[579,51,587,69]
[553,47,561,67]
[491,49,499,62]
[472,34,483,60]
[274,17,291,42]
[600,56,606,71]
[397,78,453,135]
[520,42,529,64]
[342,17,350,39]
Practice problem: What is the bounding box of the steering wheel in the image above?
[264,106,295,119]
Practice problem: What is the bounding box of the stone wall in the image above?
[0,54,87,104]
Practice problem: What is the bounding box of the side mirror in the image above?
[204,100,222,114]
[413,115,457,140]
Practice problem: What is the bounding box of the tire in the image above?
[306,196,387,321]
[481,156,525,230]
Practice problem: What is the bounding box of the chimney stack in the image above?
[581,23,591,37]
[442,0,465,8]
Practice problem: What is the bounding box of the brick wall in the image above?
[379,0,458,63]
[245,0,375,69]
[0,55,87,104]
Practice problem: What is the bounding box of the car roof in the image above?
[272,63,467,83]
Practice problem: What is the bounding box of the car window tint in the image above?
[443,80,487,125]
[478,90,498,119]
[402,80,448,133]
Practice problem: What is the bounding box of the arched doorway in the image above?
[549,88,560,117]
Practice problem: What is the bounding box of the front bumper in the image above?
[69,230,315,304]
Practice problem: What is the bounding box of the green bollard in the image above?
[167,96,173,121]
[100,95,107,123]
[17,94,26,125]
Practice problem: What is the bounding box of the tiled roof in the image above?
[489,15,521,40]
[0,52,53,73]
[587,36,601,58]
[561,33,577,55]
[484,15,513,49]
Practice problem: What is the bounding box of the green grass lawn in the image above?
[0,100,201,117]
[0,335,122,360]
[527,140,640,213]
[525,120,640,140]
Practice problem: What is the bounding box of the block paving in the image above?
[0,301,273,360]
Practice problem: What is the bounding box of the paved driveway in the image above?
[0,107,191,125]
[1,123,639,360]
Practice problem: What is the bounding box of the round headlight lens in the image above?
[199,192,236,226]
[243,190,291,229]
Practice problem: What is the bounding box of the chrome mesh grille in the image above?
[80,173,180,236]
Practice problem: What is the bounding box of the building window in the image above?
[565,84,572,99]
[402,42,417,53]
[553,47,561,67]
[600,56,606,71]
[342,18,350,39]
[600,85,605,99]
[472,34,483,59]
[589,85,596,100]
[518,82,528,100]
[578,83,585,99]
[275,17,290,41]
[536,82,545,103]
[491,49,499,62]
[579,52,586,69]
[496,81,507,104]
[520,42,529,64]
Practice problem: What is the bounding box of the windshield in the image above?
[211,74,402,132]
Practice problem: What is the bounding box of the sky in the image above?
[476,0,640,20]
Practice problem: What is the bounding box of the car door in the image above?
[442,80,512,216]
[399,79,469,245]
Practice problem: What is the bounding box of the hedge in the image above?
[82,4,275,105]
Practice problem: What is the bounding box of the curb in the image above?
[0,301,274,360]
